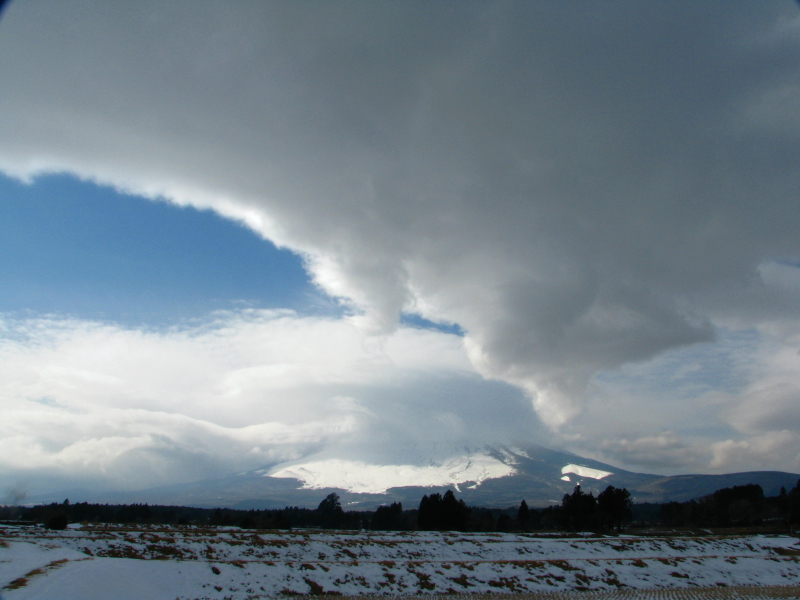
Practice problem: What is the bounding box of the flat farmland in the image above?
[2,525,800,599]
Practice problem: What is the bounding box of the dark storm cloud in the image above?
[1,1,800,481]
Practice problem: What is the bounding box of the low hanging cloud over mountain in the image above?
[0,310,539,493]
[2,1,800,492]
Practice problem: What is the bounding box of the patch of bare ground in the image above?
[304,577,342,595]
[628,559,647,568]
[488,577,525,592]
[1,558,73,590]
[549,560,580,572]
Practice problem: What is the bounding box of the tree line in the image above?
[655,481,800,528]
[4,480,800,532]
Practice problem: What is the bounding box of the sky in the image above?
[2,0,800,499]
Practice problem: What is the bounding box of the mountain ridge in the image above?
[21,444,800,510]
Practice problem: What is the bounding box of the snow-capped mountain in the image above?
[66,443,800,510]
[267,453,515,495]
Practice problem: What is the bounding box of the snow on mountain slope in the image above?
[25,443,799,508]
[561,463,613,482]
[267,451,611,495]
[268,454,515,494]
[265,447,613,494]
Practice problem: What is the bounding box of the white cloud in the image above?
[558,314,800,475]
[0,311,538,493]
[597,433,705,472]
[710,431,800,473]
[1,1,800,482]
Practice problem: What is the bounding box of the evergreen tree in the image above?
[371,502,404,530]
[560,485,597,531]
[440,490,470,531]
[417,493,441,530]
[597,485,632,532]
[711,484,764,527]
[417,491,469,531]
[516,499,530,530]
[789,479,800,526]
[317,493,344,529]
[495,513,513,532]
[239,510,257,529]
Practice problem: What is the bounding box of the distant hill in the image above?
[42,444,798,510]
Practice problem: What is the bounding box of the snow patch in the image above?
[495,447,521,465]
[269,455,516,494]
[561,463,613,480]
[561,475,571,482]
[508,446,531,459]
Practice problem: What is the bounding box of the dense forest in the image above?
[3,480,800,533]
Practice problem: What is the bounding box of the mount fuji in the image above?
[58,444,800,510]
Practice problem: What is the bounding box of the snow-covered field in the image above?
[2,525,800,599]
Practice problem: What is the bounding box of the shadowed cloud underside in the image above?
[2,1,800,496]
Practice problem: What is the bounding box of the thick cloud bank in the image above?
[0,311,536,493]
[2,1,800,487]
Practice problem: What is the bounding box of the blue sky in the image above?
[0,171,462,335]
[0,173,323,324]
[2,0,800,498]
